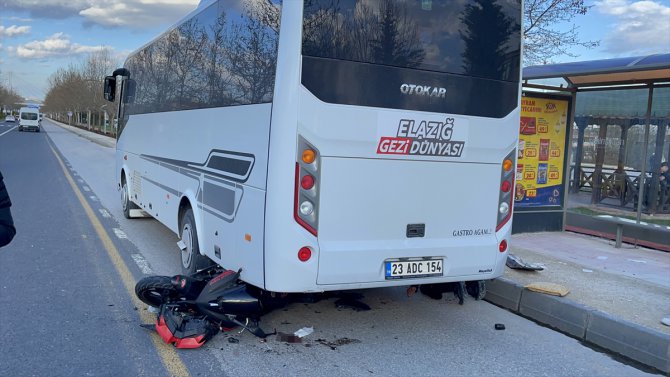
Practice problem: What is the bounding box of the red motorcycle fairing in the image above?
[155,305,219,349]
[155,316,207,349]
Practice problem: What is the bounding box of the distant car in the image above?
[4,115,14,123]
[18,107,40,132]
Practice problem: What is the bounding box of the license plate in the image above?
[385,259,443,279]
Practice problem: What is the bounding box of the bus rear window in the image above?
[302,0,521,82]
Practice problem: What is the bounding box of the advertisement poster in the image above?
[515,95,568,208]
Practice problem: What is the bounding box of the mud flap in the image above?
[154,305,219,349]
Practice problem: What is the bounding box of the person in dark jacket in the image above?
[0,171,16,247]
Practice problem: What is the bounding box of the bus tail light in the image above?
[496,150,515,232]
[295,137,320,236]
[499,239,508,252]
[298,247,312,262]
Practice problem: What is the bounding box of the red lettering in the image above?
[377,137,411,154]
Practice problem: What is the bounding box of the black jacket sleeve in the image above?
[0,171,17,248]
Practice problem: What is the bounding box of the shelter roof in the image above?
[523,54,670,87]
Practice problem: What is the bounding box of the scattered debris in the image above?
[596,256,608,260]
[140,324,156,331]
[525,282,569,297]
[227,337,240,344]
[316,337,361,350]
[406,285,418,297]
[582,269,593,273]
[276,332,302,343]
[627,259,647,264]
[494,323,505,330]
[294,327,314,338]
[506,254,544,271]
[335,297,370,312]
[661,317,670,327]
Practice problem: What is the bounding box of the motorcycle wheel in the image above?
[135,276,178,307]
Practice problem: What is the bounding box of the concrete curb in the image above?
[485,277,670,374]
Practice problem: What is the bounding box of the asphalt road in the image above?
[0,119,661,377]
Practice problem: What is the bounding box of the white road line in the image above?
[131,254,154,274]
[89,195,98,202]
[83,185,91,192]
[113,228,128,239]
[98,208,111,218]
[0,126,17,137]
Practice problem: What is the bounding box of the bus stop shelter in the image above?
[515,54,670,242]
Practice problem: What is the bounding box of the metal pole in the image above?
[635,85,654,223]
[562,89,577,231]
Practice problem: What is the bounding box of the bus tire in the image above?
[121,178,139,219]
[179,208,208,275]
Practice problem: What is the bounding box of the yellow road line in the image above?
[48,142,191,377]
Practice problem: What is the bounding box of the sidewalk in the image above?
[488,231,670,374]
[45,118,116,149]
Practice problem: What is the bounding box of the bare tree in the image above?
[524,0,599,65]
[0,84,22,113]
[43,48,119,133]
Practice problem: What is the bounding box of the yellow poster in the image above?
[515,95,568,207]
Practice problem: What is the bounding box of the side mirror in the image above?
[103,76,116,102]
[123,79,137,104]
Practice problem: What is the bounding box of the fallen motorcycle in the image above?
[136,266,488,348]
[135,266,284,348]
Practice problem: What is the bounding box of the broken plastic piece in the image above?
[277,332,302,343]
[294,327,314,338]
[506,254,544,271]
[494,323,505,330]
[525,282,569,297]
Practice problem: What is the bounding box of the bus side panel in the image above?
[116,105,272,284]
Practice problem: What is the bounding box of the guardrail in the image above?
[569,166,669,214]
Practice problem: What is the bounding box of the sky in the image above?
[0,0,669,101]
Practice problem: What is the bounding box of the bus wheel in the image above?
[179,208,208,275]
[121,178,138,219]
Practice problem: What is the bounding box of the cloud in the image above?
[3,0,199,29]
[0,25,32,37]
[2,0,89,19]
[2,16,34,22]
[596,0,670,55]
[79,0,199,28]
[15,33,109,59]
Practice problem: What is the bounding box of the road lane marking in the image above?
[131,254,154,274]
[99,208,111,218]
[0,126,17,137]
[113,228,128,239]
[48,142,190,377]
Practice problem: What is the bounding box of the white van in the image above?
[18,107,40,132]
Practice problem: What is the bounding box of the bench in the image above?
[596,215,670,248]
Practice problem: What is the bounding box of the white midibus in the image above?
[105,0,521,293]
